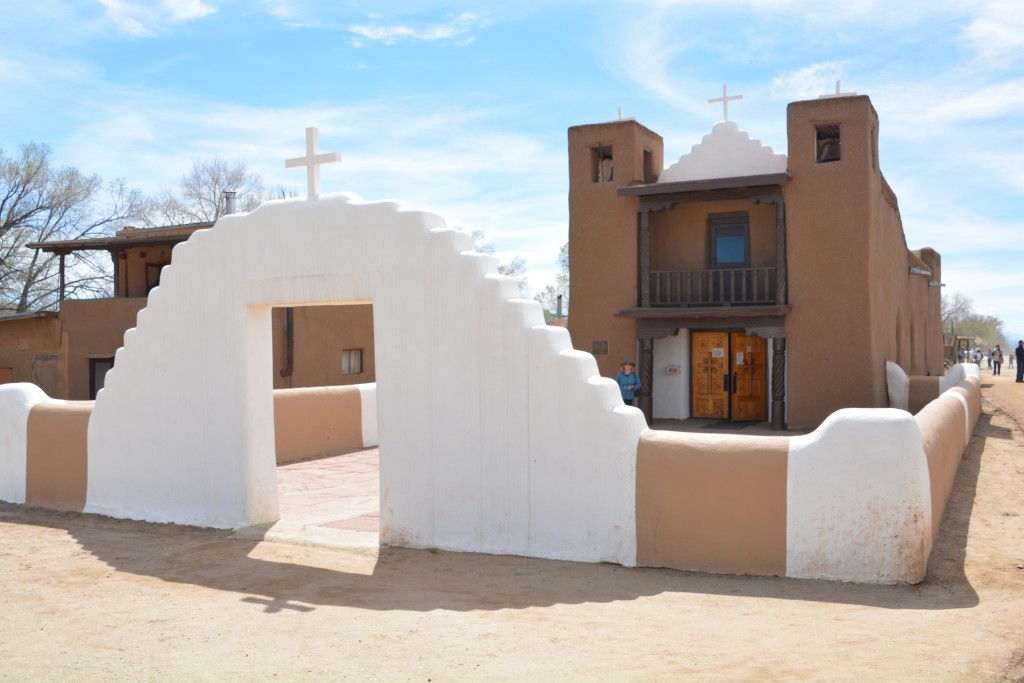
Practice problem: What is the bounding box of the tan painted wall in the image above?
[271,304,376,389]
[915,376,981,539]
[17,387,366,513]
[909,376,940,414]
[636,430,790,576]
[567,120,663,378]
[273,386,364,463]
[25,401,92,511]
[118,244,174,298]
[649,200,777,271]
[784,97,879,429]
[0,316,65,397]
[783,96,943,429]
[60,298,148,400]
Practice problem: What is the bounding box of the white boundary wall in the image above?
[83,194,647,565]
[0,383,52,503]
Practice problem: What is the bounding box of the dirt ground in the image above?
[2,372,1023,682]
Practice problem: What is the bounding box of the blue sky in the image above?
[2,1,1023,337]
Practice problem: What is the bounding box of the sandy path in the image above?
[1,371,1023,682]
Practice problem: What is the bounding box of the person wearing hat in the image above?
[1016,341,1024,383]
[616,360,641,406]
[992,344,1004,375]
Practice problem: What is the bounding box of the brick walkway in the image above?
[276,448,380,533]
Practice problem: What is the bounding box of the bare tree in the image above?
[534,242,569,322]
[0,143,143,313]
[144,156,265,225]
[942,292,1009,349]
[469,229,529,296]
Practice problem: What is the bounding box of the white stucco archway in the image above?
[85,194,647,565]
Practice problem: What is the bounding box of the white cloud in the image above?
[960,0,1024,65]
[98,0,154,37]
[98,0,216,37]
[162,0,216,22]
[260,0,297,19]
[348,12,492,46]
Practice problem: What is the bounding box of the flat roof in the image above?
[617,172,789,197]
[27,222,211,254]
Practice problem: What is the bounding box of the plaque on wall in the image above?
[592,340,609,356]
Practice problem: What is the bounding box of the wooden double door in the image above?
[691,331,767,421]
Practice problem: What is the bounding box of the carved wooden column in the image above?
[775,201,788,305]
[637,337,654,424]
[771,337,787,431]
[639,209,651,308]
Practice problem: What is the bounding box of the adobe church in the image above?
[567,91,944,431]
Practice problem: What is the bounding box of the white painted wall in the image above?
[659,121,787,183]
[786,408,932,583]
[653,333,690,420]
[356,382,378,448]
[84,193,646,565]
[0,383,52,503]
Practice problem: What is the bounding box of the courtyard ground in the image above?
[1,370,1023,682]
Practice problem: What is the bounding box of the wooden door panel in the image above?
[691,332,729,419]
[730,332,767,421]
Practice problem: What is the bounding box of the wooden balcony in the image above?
[649,267,777,307]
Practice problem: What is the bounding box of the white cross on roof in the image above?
[708,84,743,122]
[285,127,341,199]
[818,80,857,99]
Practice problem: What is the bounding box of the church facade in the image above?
[567,93,944,431]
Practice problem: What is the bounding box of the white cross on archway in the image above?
[285,127,342,199]
[708,84,743,122]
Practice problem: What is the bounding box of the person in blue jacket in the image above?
[616,360,641,406]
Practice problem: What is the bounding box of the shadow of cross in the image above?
[241,595,316,614]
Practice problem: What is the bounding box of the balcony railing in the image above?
[649,267,777,307]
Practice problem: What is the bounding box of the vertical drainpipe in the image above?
[280,307,294,380]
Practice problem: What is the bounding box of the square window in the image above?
[342,349,363,375]
[708,213,751,268]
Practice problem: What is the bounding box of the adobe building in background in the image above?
[0,221,375,399]
[568,92,944,431]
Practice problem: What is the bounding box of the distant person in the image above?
[1010,351,1015,370]
[986,350,992,369]
[992,345,1003,375]
[616,360,641,406]
[1017,341,1024,383]
[973,349,982,365]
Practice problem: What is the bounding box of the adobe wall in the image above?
[636,430,789,576]
[270,303,376,389]
[0,383,379,509]
[0,316,65,398]
[648,199,777,271]
[118,243,174,297]
[567,120,663,378]
[0,363,984,584]
[59,298,148,400]
[273,384,376,463]
[26,400,91,511]
[784,97,881,429]
[784,96,942,429]
[915,373,980,539]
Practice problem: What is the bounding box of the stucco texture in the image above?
[83,193,647,565]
